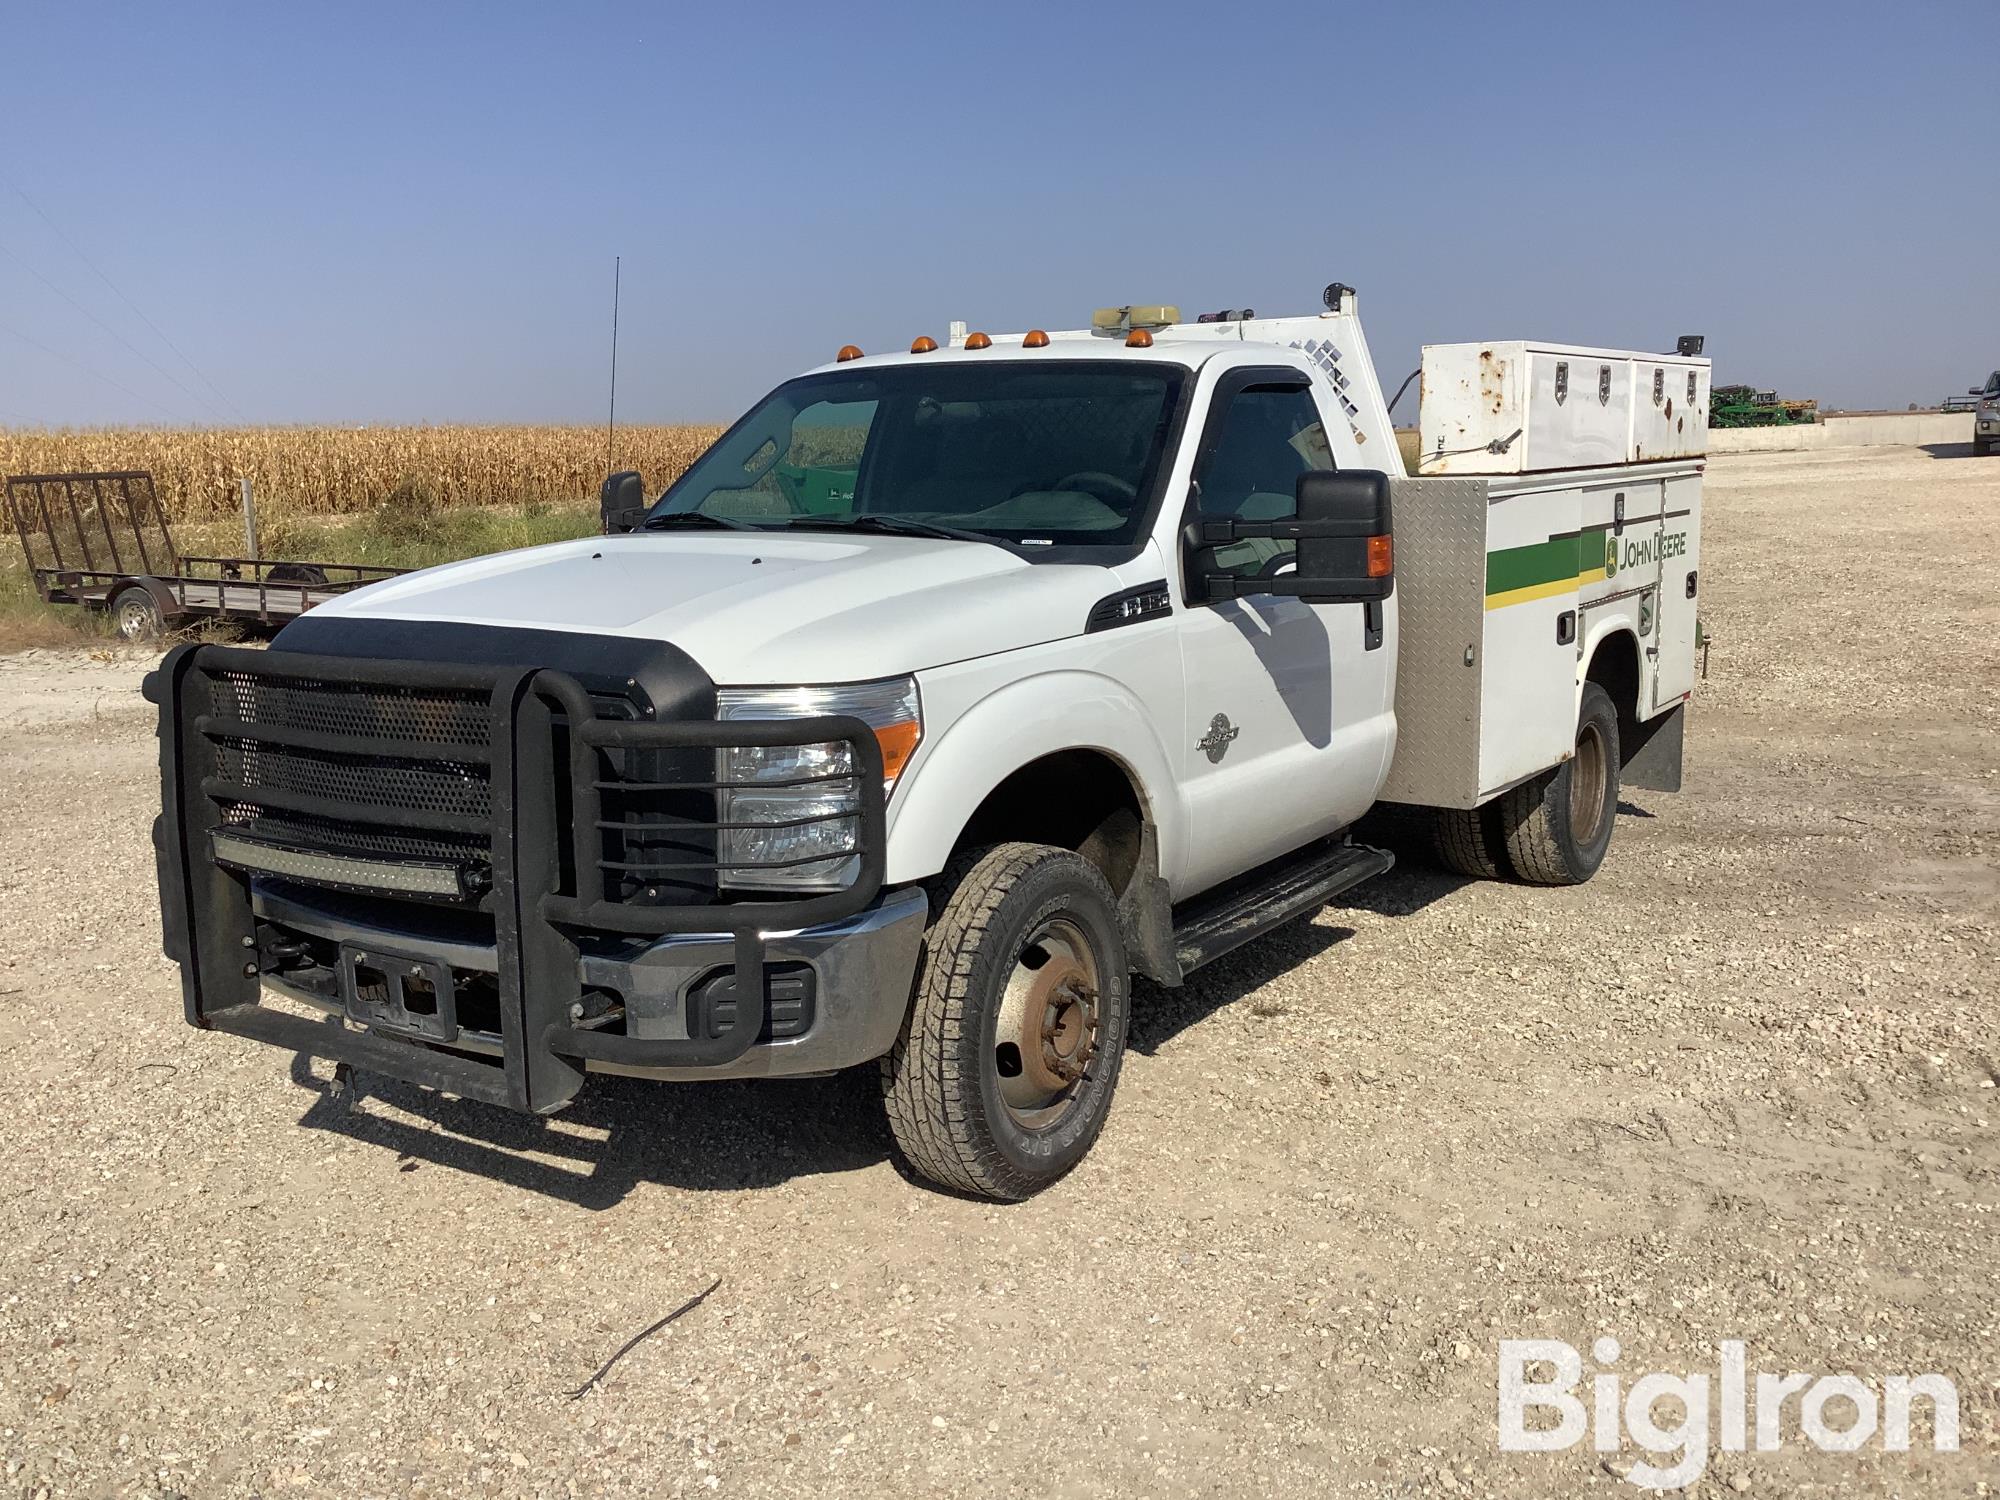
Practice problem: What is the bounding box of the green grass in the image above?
[1,495,601,652]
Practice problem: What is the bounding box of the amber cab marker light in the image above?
[1367,534,1394,578]
[1023,329,1051,348]
[1125,328,1154,348]
[909,335,939,354]
[964,331,992,351]
[836,344,863,363]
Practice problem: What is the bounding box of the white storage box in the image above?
[1417,341,1710,475]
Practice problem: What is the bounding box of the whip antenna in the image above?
[605,255,621,471]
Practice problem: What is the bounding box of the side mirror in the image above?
[600,471,648,534]
[1192,469,1394,605]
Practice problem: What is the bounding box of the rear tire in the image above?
[110,585,163,642]
[1498,682,1621,885]
[881,843,1131,1200]
[1430,805,1505,879]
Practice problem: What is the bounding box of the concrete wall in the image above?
[1706,412,1974,454]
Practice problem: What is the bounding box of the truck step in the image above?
[1171,840,1394,975]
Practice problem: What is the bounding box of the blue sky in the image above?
[2,0,1992,428]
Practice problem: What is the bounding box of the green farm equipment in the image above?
[1709,385,1818,428]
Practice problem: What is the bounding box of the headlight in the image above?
[714,676,921,891]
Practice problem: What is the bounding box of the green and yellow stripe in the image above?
[1485,526,1610,610]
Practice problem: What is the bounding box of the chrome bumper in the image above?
[577,886,928,1080]
[251,884,928,1087]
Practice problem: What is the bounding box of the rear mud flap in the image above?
[1623,703,1686,793]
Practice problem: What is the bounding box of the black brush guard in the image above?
[150,644,886,1113]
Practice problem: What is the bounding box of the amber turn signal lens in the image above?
[964,331,992,350]
[910,335,938,354]
[1367,534,1394,578]
[836,344,863,362]
[1023,329,1050,348]
[874,719,921,782]
[1125,328,1154,348]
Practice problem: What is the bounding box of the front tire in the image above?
[1975,436,1993,457]
[881,843,1131,1200]
[1498,681,1622,885]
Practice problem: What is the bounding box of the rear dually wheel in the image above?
[1498,681,1622,885]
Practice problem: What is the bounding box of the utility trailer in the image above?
[5,471,405,640]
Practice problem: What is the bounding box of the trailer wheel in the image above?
[880,843,1130,1200]
[111,585,164,642]
[1430,805,1506,879]
[1498,682,1621,885]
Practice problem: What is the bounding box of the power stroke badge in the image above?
[1197,713,1240,764]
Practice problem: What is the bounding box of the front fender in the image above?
[885,670,1182,886]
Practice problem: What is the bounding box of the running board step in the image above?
[1171,840,1394,975]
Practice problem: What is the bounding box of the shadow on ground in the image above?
[290,1048,891,1209]
[283,841,1477,1206]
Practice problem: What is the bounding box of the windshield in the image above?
[649,360,1186,551]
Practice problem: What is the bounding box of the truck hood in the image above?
[306,532,1120,683]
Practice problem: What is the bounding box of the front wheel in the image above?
[880,843,1131,1200]
[1498,681,1622,885]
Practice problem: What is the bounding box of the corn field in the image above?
[0,424,723,521]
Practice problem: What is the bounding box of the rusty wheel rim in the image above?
[993,915,1101,1130]
[1570,718,1608,844]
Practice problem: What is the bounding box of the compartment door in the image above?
[1651,469,1702,708]
[1523,351,1629,471]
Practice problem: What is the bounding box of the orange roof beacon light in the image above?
[964,331,993,351]
[1367,533,1394,578]
[909,335,939,354]
[1022,329,1051,348]
[1124,328,1154,348]
[836,344,863,363]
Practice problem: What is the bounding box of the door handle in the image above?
[1364,599,1384,651]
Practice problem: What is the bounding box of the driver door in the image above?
[1172,369,1396,895]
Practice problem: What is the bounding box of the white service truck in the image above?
[149,283,1704,1199]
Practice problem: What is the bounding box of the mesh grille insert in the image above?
[200,668,498,895]
[209,672,489,747]
[212,738,492,819]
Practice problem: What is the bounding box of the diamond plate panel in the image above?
[1378,476,1490,809]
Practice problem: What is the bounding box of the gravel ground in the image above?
[0,445,1995,1498]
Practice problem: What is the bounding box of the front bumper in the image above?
[252,883,928,1083]
[150,642,905,1113]
[1977,411,1998,438]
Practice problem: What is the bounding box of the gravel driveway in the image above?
[1,445,1994,1498]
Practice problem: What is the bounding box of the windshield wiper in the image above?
[639,511,757,532]
[780,514,992,544]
